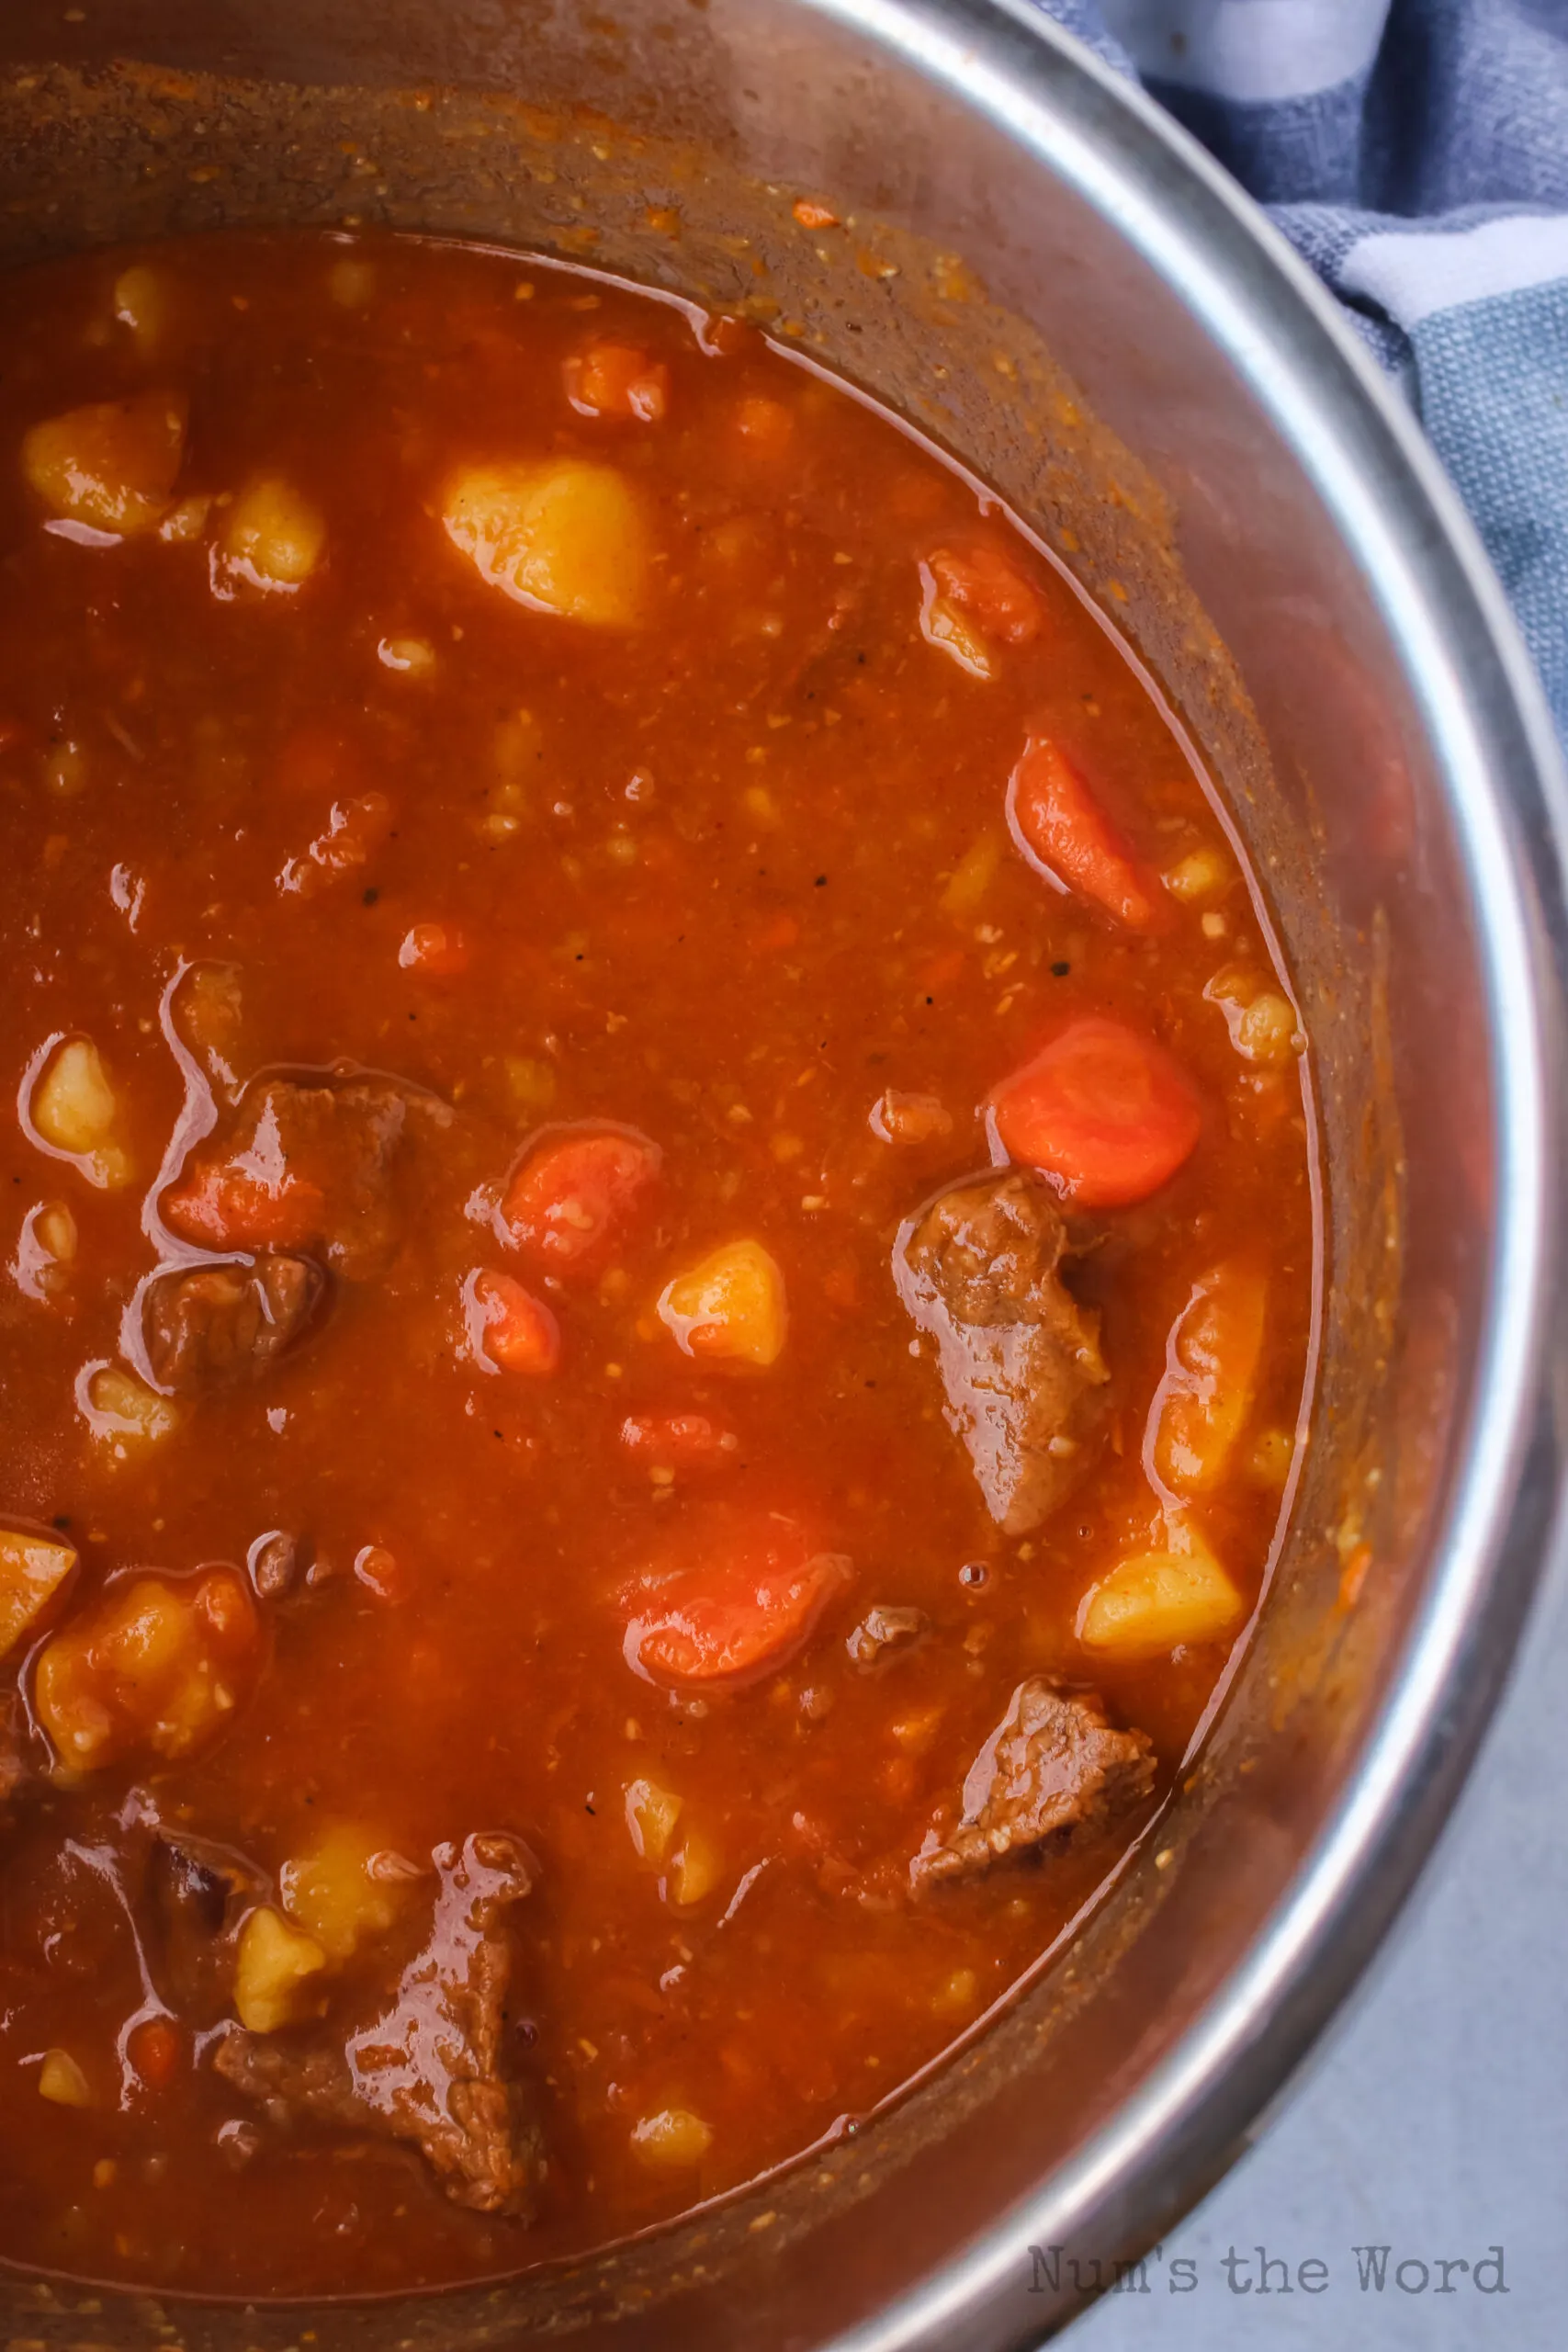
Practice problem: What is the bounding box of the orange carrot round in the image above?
[624,1517,848,1687]
[1007,733,1164,931]
[990,1015,1201,1207]
[466,1268,561,1376]
[500,1126,660,1276]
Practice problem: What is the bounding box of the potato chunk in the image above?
[233,1906,328,2033]
[658,1239,787,1366]
[1148,1262,1268,1497]
[113,265,174,351]
[279,1824,404,1962]
[625,1776,683,1865]
[667,1826,724,1908]
[442,458,652,626]
[28,1035,131,1188]
[81,1363,181,1453]
[1077,1529,1245,1660]
[33,1568,260,1772]
[38,2050,92,2109]
[0,1524,76,1659]
[222,476,327,589]
[630,2106,713,2170]
[22,390,186,537]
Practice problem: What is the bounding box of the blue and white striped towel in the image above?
[1044,0,1568,743]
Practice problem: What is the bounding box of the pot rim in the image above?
[791,2,1568,2343]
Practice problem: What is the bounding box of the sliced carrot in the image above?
[624,1516,849,1687]
[1006,734,1165,931]
[990,1015,1202,1208]
[793,198,840,230]
[620,1413,738,1473]
[927,543,1042,646]
[161,1160,327,1252]
[500,1126,661,1276]
[564,339,670,424]
[399,922,470,978]
[467,1268,561,1376]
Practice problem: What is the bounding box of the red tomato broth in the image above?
[0,230,1316,2296]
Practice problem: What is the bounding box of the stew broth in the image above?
[0,231,1315,2296]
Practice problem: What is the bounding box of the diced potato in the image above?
[44,738,89,798]
[1249,1425,1296,1487]
[22,390,186,536]
[21,1199,78,1298]
[1164,846,1230,905]
[502,1055,557,1115]
[659,1239,787,1366]
[443,458,653,627]
[931,1967,979,2018]
[279,1823,403,1963]
[1233,990,1303,1067]
[667,1826,723,1908]
[0,1524,76,1659]
[28,1035,131,1188]
[82,1363,181,1451]
[1077,1530,1245,1660]
[36,1202,77,1263]
[1149,1262,1268,1497]
[630,2106,713,2169]
[1204,965,1305,1069]
[223,476,327,589]
[33,1568,259,1772]
[919,571,998,680]
[233,1905,328,2033]
[941,830,1001,919]
[869,1089,953,1146]
[175,960,243,1083]
[625,1775,683,1864]
[158,494,210,545]
[38,2049,92,2109]
[113,264,173,349]
[328,257,377,309]
[378,634,435,675]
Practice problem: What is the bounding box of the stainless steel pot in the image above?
[1,5,1564,2346]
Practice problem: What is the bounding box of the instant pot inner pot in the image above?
[0,5,1504,2346]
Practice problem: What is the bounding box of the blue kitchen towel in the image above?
[1044,0,1568,743]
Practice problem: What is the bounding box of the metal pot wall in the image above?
[0,4,1564,2346]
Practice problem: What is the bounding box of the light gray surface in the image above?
[1072,1537,1568,2350]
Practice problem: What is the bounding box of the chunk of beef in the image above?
[846,1604,929,1668]
[142,1254,326,1396]
[215,1832,542,2218]
[164,1072,447,1281]
[911,1677,1156,1890]
[146,1832,258,2018]
[897,1170,1110,1535]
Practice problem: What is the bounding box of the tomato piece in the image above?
[399,922,470,978]
[620,1413,738,1473]
[990,1016,1202,1208]
[466,1268,562,1376]
[161,1160,327,1252]
[564,338,670,423]
[926,543,1042,646]
[1006,735,1165,931]
[500,1126,660,1275]
[624,1516,850,1687]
